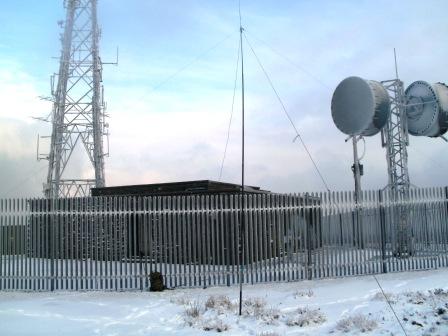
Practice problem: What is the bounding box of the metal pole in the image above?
[352,136,364,249]
[352,136,362,203]
[238,1,246,316]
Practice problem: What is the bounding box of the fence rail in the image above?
[1,186,447,291]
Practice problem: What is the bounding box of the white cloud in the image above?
[0,62,50,122]
[1,0,448,196]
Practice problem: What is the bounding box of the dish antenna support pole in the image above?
[351,136,363,204]
[380,50,412,256]
[351,135,364,249]
[43,0,108,198]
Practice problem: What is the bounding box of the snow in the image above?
[0,269,447,335]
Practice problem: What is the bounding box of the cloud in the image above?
[1,0,448,198]
[0,119,48,197]
[0,62,50,122]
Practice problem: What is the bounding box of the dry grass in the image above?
[242,297,267,316]
[371,291,397,304]
[404,291,427,305]
[184,300,201,318]
[257,331,280,336]
[170,295,192,306]
[293,289,314,298]
[202,317,230,332]
[336,313,377,333]
[286,307,326,327]
[205,295,234,313]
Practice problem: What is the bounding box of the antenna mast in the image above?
[380,49,411,256]
[238,0,246,317]
[43,0,108,198]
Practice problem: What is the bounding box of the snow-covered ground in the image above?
[0,269,447,336]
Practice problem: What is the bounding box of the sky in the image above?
[1,0,448,197]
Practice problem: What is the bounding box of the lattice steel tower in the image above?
[44,0,108,198]
[381,79,410,193]
[380,77,412,256]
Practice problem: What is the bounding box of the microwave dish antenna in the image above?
[405,81,448,137]
[331,76,391,137]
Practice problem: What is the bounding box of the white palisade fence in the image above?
[0,187,447,291]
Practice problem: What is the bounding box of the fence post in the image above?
[445,187,448,243]
[49,198,55,291]
[443,187,448,261]
[305,193,313,280]
[378,190,387,274]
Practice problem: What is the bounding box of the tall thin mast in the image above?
[238,1,246,316]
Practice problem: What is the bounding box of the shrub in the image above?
[170,295,192,306]
[286,307,326,327]
[293,289,314,298]
[371,291,396,304]
[257,331,279,336]
[404,291,427,305]
[205,295,234,312]
[259,307,281,325]
[184,300,201,318]
[336,313,377,333]
[202,318,229,332]
[242,297,267,316]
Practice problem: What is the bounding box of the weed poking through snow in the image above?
[170,295,192,306]
[184,300,201,318]
[286,307,326,327]
[257,331,280,336]
[336,313,378,333]
[371,291,397,304]
[205,295,234,313]
[242,297,267,317]
[202,317,229,332]
[293,289,314,299]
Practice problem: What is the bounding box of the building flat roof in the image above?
[91,180,271,197]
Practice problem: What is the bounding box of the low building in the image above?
[91,180,271,197]
[27,181,322,267]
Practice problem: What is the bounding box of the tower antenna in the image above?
[43,0,108,198]
[394,48,399,79]
[380,49,411,256]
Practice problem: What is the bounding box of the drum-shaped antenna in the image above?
[405,81,448,137]
[331,77,391,136]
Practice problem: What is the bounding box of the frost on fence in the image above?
[0,189,447,291]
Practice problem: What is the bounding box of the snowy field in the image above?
[0,269,447,336]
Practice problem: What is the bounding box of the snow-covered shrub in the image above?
[286,307,326,327]
[205,295,234,312]
[244,297,267,309]
[184,300,201,318]
[201,317,229,332]
[371,291,396,303]
[240,297,281,324]
[242,297,267,317]
[183,300,203,328]
[336,313,377,333]
[170,295,192,306]
[404,291,427,305]
[293,289,314,298]
[259,307,281,325]
[257,331,279,336]
[432,288,448,297]
[431,288,448,304]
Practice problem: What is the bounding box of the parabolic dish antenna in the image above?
[331,76,391,136]
[405,81,448,137]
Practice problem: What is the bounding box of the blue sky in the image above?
[1,0,448,197]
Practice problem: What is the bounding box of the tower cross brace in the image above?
[44,0,108,198]
[381,78,412,256]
